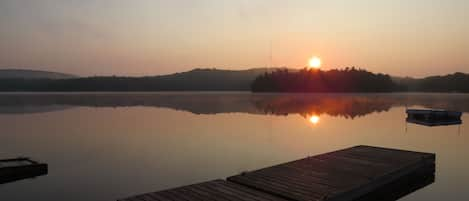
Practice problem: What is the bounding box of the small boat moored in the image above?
[406,109,462,126]
[0,157,48,184]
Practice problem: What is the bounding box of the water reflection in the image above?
[308,115,320,125]
[0,92,467,201]
[0,105,73,115]
[0,93,468,118]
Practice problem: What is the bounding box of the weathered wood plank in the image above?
[227,145,435,201]
[118,180,290,201]
[119,145,435,201]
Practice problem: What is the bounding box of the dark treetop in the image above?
[251,68,398,93]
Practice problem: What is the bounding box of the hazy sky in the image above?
[1,0,468,77]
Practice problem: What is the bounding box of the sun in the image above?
[308,57,321,69]
[309,115,320,125]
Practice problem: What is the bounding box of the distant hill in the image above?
[0,69,77,79]
[144,68,285,90]
[0,68,285,91]
[393,72,469,92]
[417,72,469,93]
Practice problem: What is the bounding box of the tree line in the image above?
[251,67,399,92]
[0,68,468,92]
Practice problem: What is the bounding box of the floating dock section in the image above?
[0,157,48,184]
[119,145,435,201]
[406,109,462,126]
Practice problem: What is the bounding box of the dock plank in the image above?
[118,180,290,201]
[119,145,435,201]
[228,145,435,201]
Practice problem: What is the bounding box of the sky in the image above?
[0,0,468,77]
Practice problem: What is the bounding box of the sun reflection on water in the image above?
[309,115,320,125]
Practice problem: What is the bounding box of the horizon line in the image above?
[1,66,467,79]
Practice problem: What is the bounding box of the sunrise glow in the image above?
[308,57,322,69]
[309,115,320,125]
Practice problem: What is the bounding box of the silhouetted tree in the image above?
[251,68,398,92]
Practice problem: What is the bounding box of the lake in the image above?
[0,92,468,201]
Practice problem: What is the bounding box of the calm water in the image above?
[0,92,468,201]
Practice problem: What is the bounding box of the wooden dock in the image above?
[0,157,48,184]
[120,179,290,201]
[118,145,435,201]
